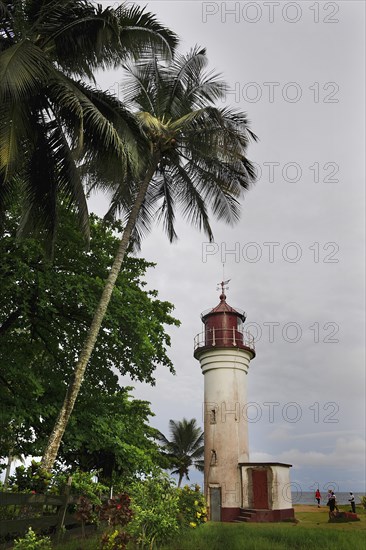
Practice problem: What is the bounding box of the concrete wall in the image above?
[198,347,253,510]
[271,464,293,509]
[240,463,293,510]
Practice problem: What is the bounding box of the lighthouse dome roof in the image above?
[201,292,246,322]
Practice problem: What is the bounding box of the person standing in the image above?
[315,488,321,507]
[328,492,336,518]
[332,491,339,512]
[349,492,356,513]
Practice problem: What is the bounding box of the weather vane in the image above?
[217,264,230,294]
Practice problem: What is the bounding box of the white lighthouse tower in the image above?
[194,283,294,522]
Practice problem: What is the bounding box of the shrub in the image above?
[359,496,366,509]
[13,527,52,549]
[51,470,108,505]
[98,494,133,549]
[100,529,130,550]
[74,494,99,535]
[177,484,207,528]
[75,495,94,523]
[127,473,180,548]
[99,493,133,527]
[8,462,52,493]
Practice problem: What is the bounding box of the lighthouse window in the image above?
[237,318,243,330]
[210,450,217,465]
[210,409,216,424]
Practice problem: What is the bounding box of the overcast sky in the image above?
[90,0,365,494]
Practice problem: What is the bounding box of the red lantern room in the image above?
[194,282,255,359]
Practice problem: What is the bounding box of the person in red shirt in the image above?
[315,489,321,507]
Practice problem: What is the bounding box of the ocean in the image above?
[291,491,365,506]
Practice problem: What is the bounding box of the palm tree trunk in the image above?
[177,473,183,488]
[41,157,159,471]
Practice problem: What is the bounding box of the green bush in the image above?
[100,529,130,550]
[50,470,108,505]
[127,472,180,549]
[8,461,52,493]
[177,484,207,528]
[13,527,52,549]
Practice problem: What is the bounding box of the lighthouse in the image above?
[194,282,294,522]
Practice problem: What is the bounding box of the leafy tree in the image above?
[157,419,204,487]
[0,207,179,469]
[42,46,257,469]
[0,0,177,245]
[58,390,168,484]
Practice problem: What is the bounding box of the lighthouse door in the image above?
[210,487,221,521]
[252,469,269,509]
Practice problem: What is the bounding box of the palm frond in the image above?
[0,40,54,102]
[71,80,142,172]
[17,117,89,249]
[0,99,29,181]
[165,46,207,109]
[115,4,178,61]
[168,163,214,241]
[120,61,159,114]
[32,1,121,78]
[155,169,177,242]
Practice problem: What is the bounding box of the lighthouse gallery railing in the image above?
[194,327,255,352]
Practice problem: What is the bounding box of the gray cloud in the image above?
[90,0,365,491]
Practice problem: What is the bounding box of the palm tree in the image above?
[41,47,257,470]
[0,0,177,247]
[157,419,204,487]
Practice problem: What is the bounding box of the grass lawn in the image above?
[160,506,366,550]
[53,505,366,550]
